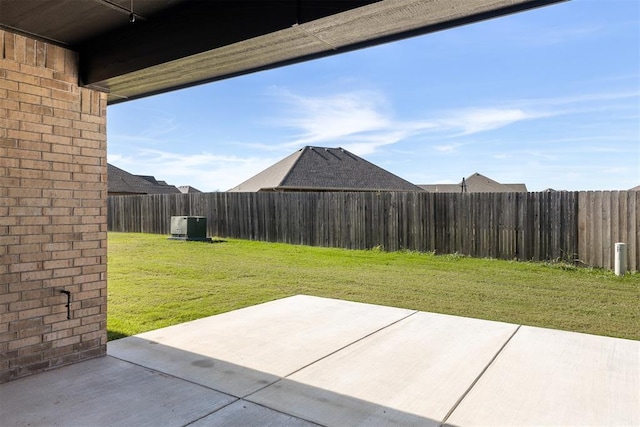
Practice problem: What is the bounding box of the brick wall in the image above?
[0,29,108,383]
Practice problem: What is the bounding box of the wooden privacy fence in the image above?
[107,191,639,271]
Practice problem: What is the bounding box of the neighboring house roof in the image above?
[629,185,640,191]
[229,146,423,192]
[178,186,202,194]
[108,163,181,195]
[419,173,528,193]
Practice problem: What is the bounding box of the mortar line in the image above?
[440,324,522,426]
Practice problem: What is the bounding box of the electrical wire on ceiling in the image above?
[93,0,145,22]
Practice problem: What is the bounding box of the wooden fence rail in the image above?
[107,191,638,271]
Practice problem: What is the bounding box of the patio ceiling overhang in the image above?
[0,0,567,105]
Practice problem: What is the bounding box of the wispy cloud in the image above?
[108,85,638,192]
[263,88,572,155]
[269,89,394,148]
[437,108,549,136]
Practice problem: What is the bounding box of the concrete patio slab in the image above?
[189,400,319,426]
[0,356,236,427]
[108,295,414,397]
[247,311,518,426]
[2,295,638,426]
[445,325,640,426]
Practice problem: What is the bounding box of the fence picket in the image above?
[107,191,638,270]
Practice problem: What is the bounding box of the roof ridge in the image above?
[278,146,308,187]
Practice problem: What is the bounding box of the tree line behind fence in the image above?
[107,191,639,271]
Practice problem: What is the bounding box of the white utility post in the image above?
[614,243,627,276]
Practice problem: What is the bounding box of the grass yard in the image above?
[107,232,639,341]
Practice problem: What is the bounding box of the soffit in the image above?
[0,0,567,104]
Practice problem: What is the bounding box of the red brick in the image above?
[23,288,54,300]
[9,299,41,312]
[43,329,72,342]
[43,259,74,270]
[6,148,39,161]
[7,110,40,123]
[21,121,53,134]
[9,226,43,236]
[42,207,73,216]
[52,125,80,138]
[8,262,40,274]
[18,306,51,320]
[8,280,42,293]
[80,313,106,326]
[0,78,19,91]
[9,319,43,333]
[81,266,106,276]
[52,108,80,121]
[18,216,51,226]
[8,243,41,254]
[72,307,100,318]
[16,198,50,208]
[7,187,41,198]
[8,335,41,351]
[19,234,52,245]
[42,152,72,163]
[20,270,52,282]
[20,102,53,117]
[18,63,53,79]
[51,216,81,226]
[7,129,41,142]
[7,90,41,105]
[18,325,50,339]
[51,89,78,102]
[44,313,74,327]
[42,343,75,359]
[0,195,18,207]
[8,354,43,369]
[42,170,72,181]
[18,140,51,153]
[5,70,39,86]
[15,181,51,194]
[73,323,99,336]
[0,273,21,287]
[73,257,100,267]
[19,252,51,263]
[52,335,80,349]
[51,250,82,260]
[42,133,71,145]
[52,267,82,279]
[18,82,50,98]
[2,32,107,383]
[0,292,20,304]
[40,78,71,92]
[73,274,100,284]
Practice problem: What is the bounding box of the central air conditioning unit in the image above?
[168,216,211,242]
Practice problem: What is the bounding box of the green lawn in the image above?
[107,232,639,341]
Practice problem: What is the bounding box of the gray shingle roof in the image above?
[229,146,422,192]
[108,163,181,195]
[419,173,527,193]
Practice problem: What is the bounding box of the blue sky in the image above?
[107,0,639,192]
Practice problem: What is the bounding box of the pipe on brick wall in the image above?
[60,290,71,320]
